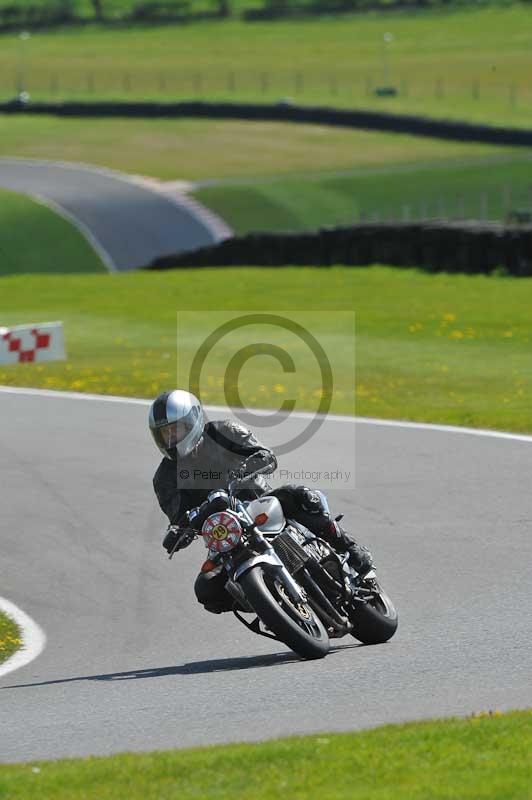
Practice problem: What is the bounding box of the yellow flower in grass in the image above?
[442,312,456,322]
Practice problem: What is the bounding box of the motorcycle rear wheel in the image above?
[240,566,330,660]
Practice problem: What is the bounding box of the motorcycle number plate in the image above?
[202,511,242,553]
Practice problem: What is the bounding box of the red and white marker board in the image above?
[0,322,66,365]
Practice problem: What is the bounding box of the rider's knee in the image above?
[272,484,327,516]
[296,486,329,516]
[272,485,332,534]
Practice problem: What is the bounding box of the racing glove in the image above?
[162,524,195,557]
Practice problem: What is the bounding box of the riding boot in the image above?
[322,520,374,575]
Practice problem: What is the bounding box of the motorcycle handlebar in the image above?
[188,457,275,529]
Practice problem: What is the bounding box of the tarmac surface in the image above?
[1,389,531,762]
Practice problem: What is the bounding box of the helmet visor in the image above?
[153,406,201,455]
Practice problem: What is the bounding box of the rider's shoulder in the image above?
[205,419,253,443]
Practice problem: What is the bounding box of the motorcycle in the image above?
[170,464,398,661]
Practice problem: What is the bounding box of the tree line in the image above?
[0,0,512,30]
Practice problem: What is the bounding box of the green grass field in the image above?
[0,611,22,665]
[2,115,530,232]
[0,711,530,799]
[0,115,511,181]
[1,6,532,127]
[1,267,531,433]
[0,187,105,274]
[195,151,532,232]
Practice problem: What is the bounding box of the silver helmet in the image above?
[149,390,204,459]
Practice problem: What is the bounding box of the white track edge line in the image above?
[1,384,532,444]
[0,597,46,679]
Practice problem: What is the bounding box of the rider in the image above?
[149,389,374,614]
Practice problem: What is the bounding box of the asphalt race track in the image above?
[1,389,531,762]
[0,159,224,271]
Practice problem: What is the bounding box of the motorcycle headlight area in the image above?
[201,511,243,553]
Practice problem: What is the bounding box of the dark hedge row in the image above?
[0,0,504,30]
[3,99,532,148]
[0,2,75,30]
[244,0,493,19]
[148,222,532,276]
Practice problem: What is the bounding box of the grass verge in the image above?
[0,188,105,275]
[0,610,22,665]
[0,266,531,432]
[0,711,530,798]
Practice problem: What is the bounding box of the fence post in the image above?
[480,192,488,221]
[503,185,512,217]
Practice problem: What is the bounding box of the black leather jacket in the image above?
[153,419,277,524]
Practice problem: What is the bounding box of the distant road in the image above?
[0,158,230,271]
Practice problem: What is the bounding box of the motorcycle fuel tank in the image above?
[246,496,286,534]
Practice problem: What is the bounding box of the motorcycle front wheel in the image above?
[348,580,398,644]
[240,566,330,660]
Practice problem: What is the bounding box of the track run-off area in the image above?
[0,386,530,763]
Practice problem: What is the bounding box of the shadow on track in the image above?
[1,644,361,690]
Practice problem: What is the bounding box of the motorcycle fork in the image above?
[298,567,352,635]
